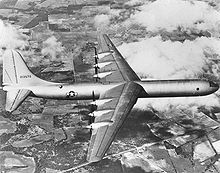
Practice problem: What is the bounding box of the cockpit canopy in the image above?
[209,81,218,87]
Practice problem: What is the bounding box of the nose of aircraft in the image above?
[209,81,219,92]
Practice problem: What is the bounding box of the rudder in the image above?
[3,50,50,86]
[2,50,52,112]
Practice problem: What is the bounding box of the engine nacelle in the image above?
[94,51,114,59]
[93,72,112,79]
[86,121,113,130]
[89,109,113,117]
[93,62,112,69]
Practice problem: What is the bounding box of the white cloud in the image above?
[41,36,64,60]
[0,20,28,60]
[118,36,220,79]
[92,0,220,112]
[135,93,220,112]
[125,0,145,6]
[130,0,220,32]
[94,14,111,29]
[118,35,220,111]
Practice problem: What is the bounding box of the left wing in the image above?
[87,82,143,162]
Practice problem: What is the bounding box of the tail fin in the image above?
[2,50,51,112]
[3,50,49,86]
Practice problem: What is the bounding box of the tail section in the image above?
[2,50,52,112]
[3,50,50,86]
[5,89,31,112]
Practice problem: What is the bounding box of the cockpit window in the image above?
[209,81,218,87]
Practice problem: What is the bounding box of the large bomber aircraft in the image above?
[2,34,219,163]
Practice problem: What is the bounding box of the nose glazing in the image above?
[209,81,219,92]
[209,81,219,88]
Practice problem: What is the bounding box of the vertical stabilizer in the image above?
[3,50,50,86]
[2,50,51,112]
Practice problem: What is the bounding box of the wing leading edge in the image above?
[87,82,143,162]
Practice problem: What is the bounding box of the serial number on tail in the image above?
[20,75,31,78]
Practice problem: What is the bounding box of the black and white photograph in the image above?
[0,0,220,172]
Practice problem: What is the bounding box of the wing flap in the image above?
[87,82,143,162]
[5,89,31,112]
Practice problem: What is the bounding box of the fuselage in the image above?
[4,79,218,100]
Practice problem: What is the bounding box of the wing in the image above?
[94,34,140,83]
[5,89,31,112]
[87,82,143,162]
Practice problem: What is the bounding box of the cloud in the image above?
[93,8,133,31]
[125,0,145,6]
[118,36,220,79]
[135,93,220,112]
[41,36,64,60]
[94,14,111,29]
[130,0,220,32]
[88,0,220,113]
[114,0,220,111]
[0,20,28,60]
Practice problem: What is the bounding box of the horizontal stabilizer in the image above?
[5,89,31,112]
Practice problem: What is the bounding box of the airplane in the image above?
[1,34,219,163]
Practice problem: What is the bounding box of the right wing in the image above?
[87,82,143,162]
[94,34,140,83]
